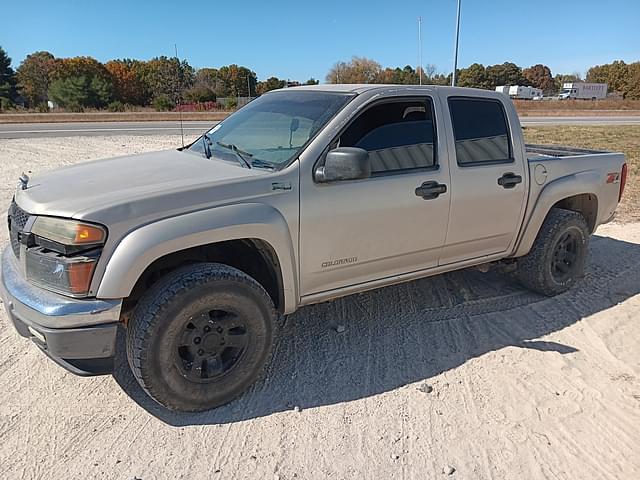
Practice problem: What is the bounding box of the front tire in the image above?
[515,208,589,296]
[126,263,276,412]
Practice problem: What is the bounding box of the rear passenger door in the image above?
[441,96,527,265]
[299,96,451,296]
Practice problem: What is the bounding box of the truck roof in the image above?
[270,84,503,97]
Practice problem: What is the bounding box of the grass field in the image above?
[515,99,640,116]
[524,125,639,223]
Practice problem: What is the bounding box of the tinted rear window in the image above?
[448,98,512,165]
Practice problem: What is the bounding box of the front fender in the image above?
[95,203,298,314]
[513,170,600,257]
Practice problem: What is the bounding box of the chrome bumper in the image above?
[0,247,122,375]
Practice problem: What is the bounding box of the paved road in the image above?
[0,121,215,139]
[0,116,639,138]
[521,116,640,126]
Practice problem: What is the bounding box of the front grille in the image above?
[8,199,30,259]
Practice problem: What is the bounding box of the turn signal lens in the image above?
[74,224,105,244]
[68,261,97,294]
[31,217,106,246]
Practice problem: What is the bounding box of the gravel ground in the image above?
[0,136,639,480]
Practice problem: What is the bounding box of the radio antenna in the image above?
[174,43,185,148]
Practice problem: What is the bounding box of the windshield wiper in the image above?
[216,141,252,169]
[248,158,276,170]
[202,133,213,159]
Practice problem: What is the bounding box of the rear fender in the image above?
[513,170,600,257]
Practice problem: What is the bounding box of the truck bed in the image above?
[526,143,609,159]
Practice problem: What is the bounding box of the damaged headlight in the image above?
[26,217,107,297]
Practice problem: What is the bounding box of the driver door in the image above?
[299,96,451,296]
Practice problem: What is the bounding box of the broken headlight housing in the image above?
[25,217,107,297]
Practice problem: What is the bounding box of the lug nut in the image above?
[204,326,211,333]
[194,337,201,344]
[217,327,223,333]
[197,349,204,356]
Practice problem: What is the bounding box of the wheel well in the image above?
[552,193,598,232]
[121,239,285,321]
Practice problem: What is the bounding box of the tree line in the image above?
[1,46,638,112]
[0,46,319,112]
[327,57,640,98]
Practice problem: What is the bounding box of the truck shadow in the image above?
[112,233,640,426]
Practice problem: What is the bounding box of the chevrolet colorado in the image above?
[1,85,627,412]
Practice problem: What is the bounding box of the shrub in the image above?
[225,97,238,110]
[107,100,125,112]
[65,101,84,113]
[0,97,14,111]
[184,86,216,103]
[153,94,174,111]
[36,102,49,113]
[175,101,221,112]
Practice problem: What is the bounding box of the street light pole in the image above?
[418,16,423,85]
[451,0,461,86]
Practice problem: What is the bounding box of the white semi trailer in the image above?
[559,82,607,100]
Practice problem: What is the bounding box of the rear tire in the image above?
[126,263,277,412]
[515,208,589,296]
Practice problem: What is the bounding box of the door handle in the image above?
[498,172,522,189]
[415,181,447,200]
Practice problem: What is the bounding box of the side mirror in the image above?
[315,147,371,183]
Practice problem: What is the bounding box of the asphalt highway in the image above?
[0,116,639,139]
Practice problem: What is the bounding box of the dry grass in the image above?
[515,99,640,116]
[524,125,639,223]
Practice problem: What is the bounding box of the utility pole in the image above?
[451,0,460,87]
[451,0,461,86]
[247,75,251,98]
[418,16,423,85]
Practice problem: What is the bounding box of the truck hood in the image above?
[14,149,265,219]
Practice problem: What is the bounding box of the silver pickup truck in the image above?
[1,85,627,412]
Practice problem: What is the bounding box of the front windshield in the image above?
[190,90,354,168]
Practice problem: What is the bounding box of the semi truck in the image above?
[559,82,607,100]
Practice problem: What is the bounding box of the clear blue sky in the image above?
[2,0,639,81]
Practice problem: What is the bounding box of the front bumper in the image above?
[0,247,122,375]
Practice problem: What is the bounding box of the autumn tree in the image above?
[485,62,524,89]
[16,51,55,107]
[456,63,490,89]
[587,60,629,93]
[0,46,16,109]
[47,56,114,108]
[623,62,640,99]
[105,59,147,105]
[376,65,419,84]
[522,64,555,93]
[216,64,257,97]
[194,67,226,97]
[326,57,382,84]
[138,56,194,103]
[256,76,286,95]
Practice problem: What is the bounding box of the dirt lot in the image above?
[0,133,639,480]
